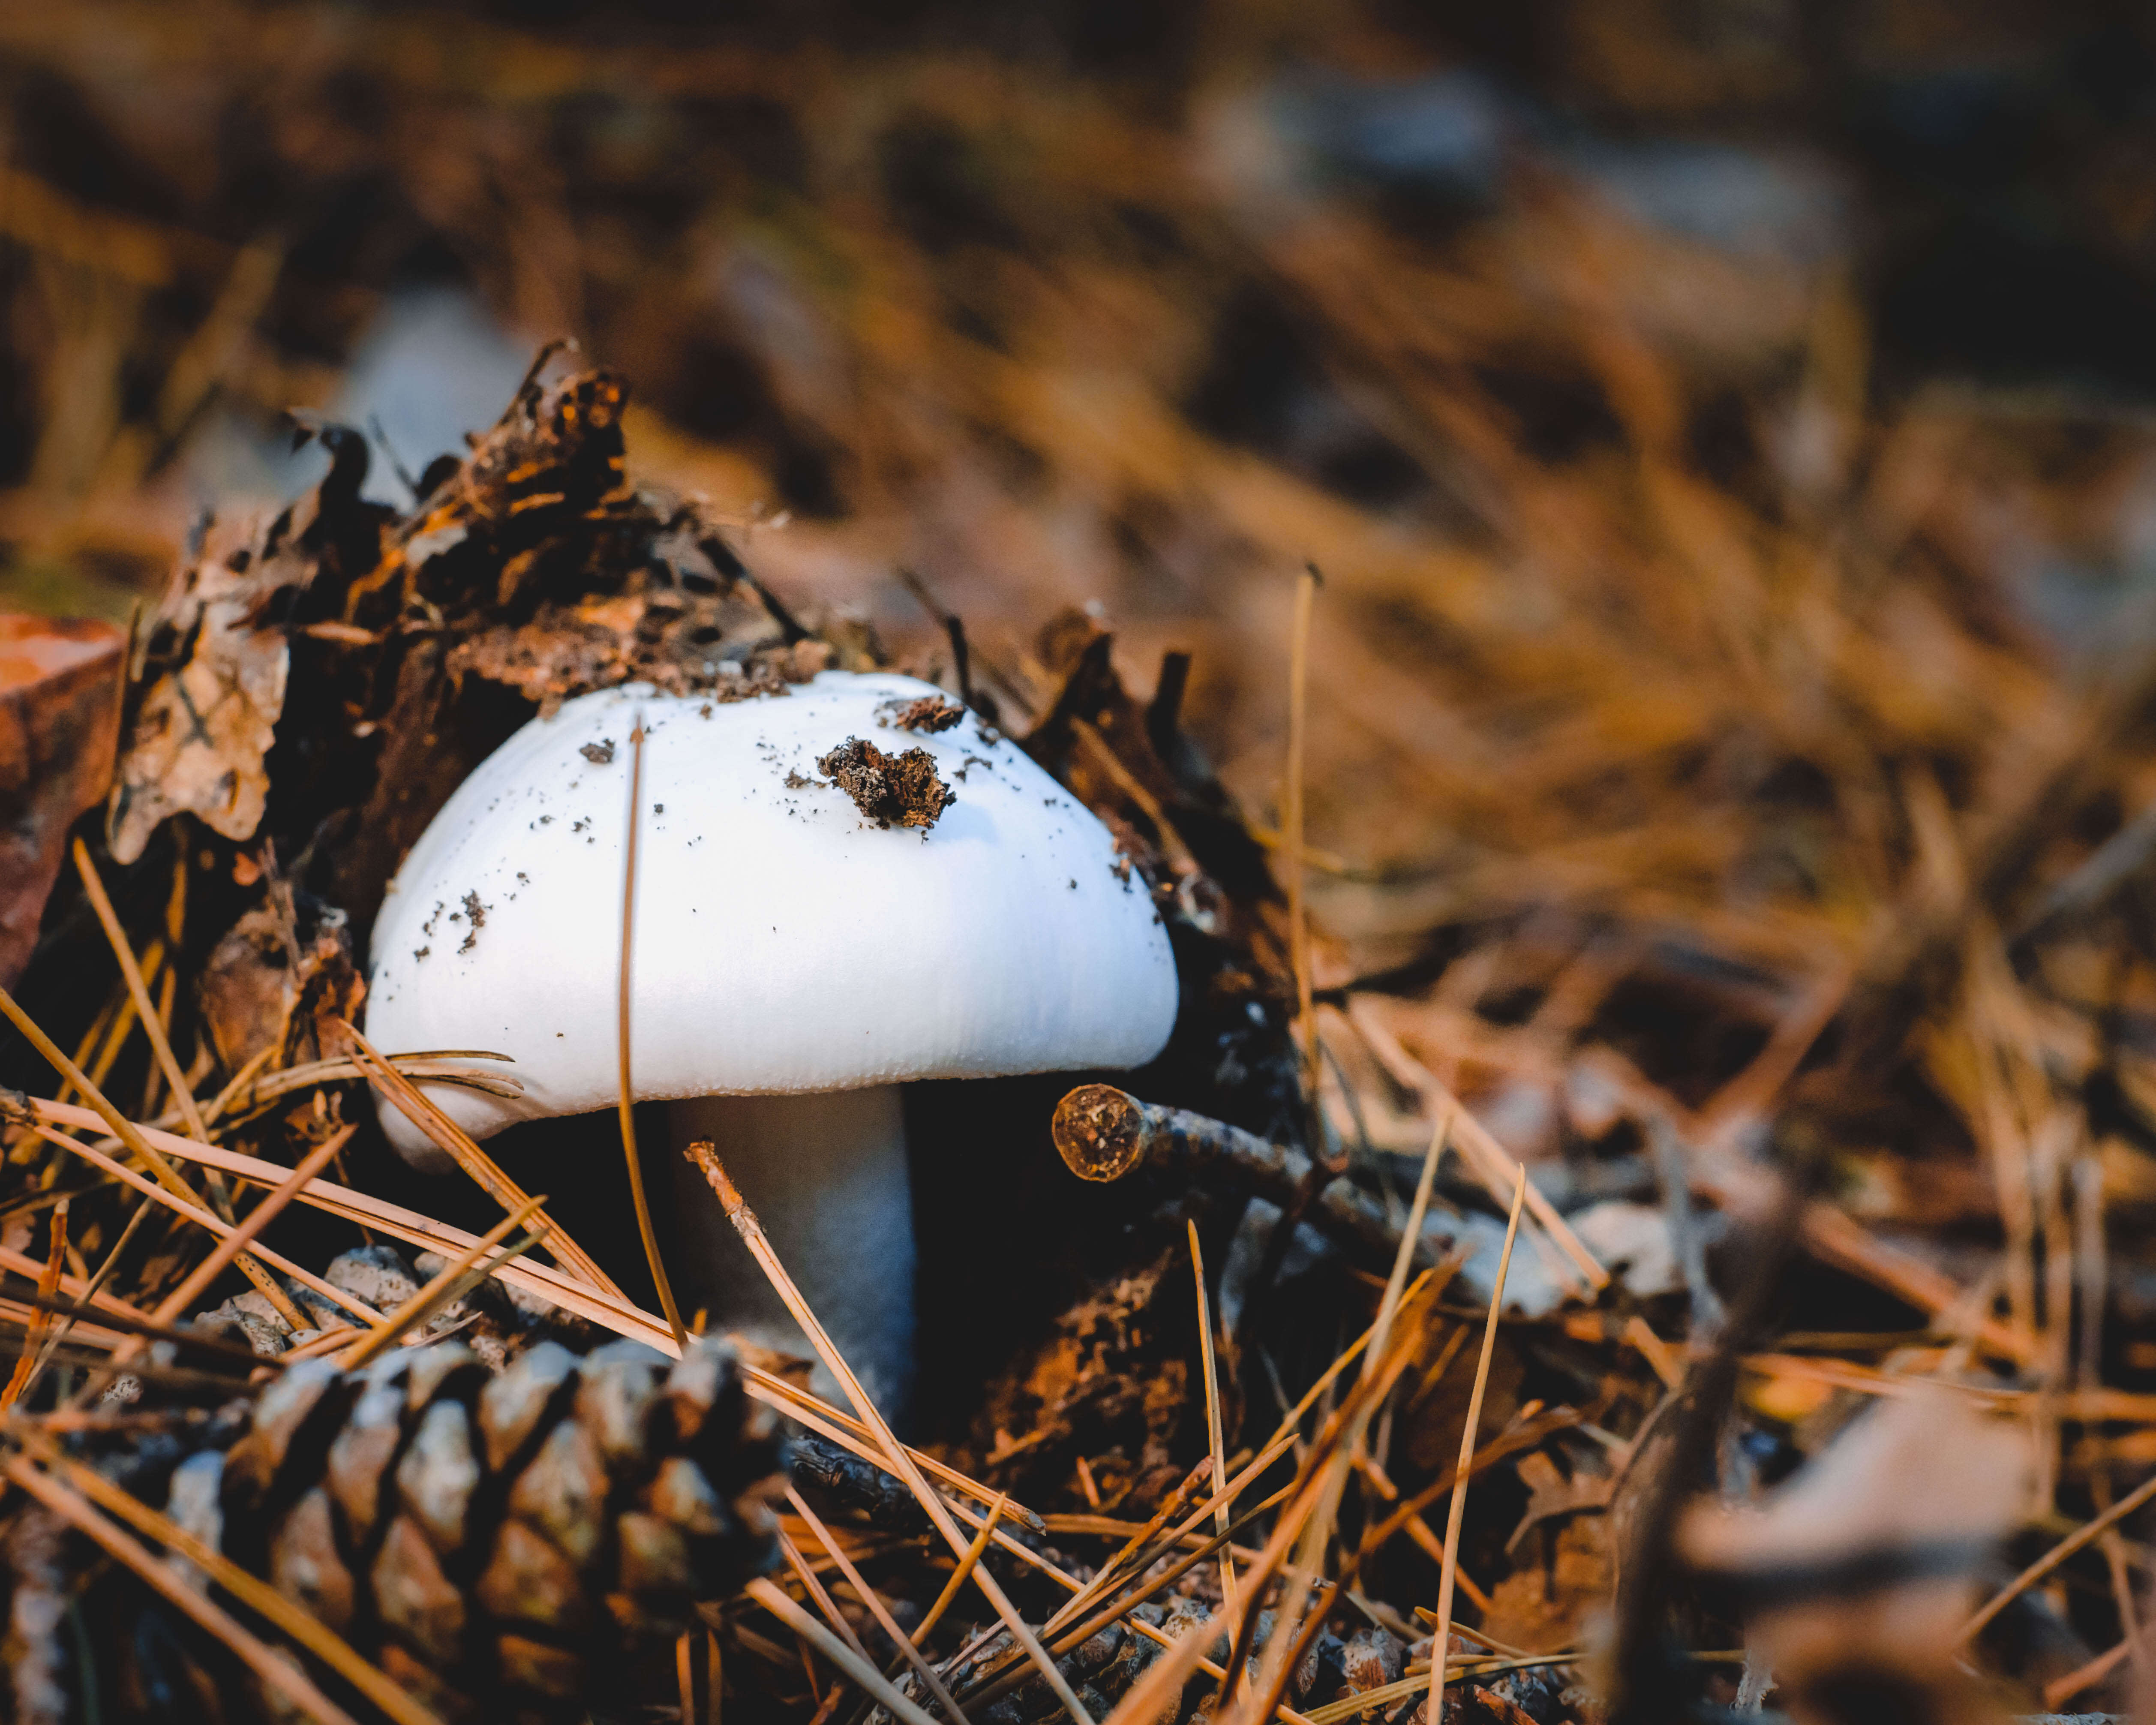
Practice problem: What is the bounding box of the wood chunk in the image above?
[477,1340,577,1473]
[475,1517,588,1633]
[0,613,122,987]
[508,1415,608,1565]
[396,1398,480,1554]
[373,1514,466,1667]
[267,1486,356,1633]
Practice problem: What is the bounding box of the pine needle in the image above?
[0,976,307,1328]
[746,1578,946,1725]
[620,712,688,1346]
[1429,1169,1528,1725]
[1189,1218,1237,1616]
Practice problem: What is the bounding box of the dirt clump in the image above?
[881,694,966,733]
[815,736,955,829]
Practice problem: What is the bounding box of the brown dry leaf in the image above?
[196,894,365,1073]
[1679,1388,2031,1725]
[1480,1515,1616,1655]
[0,613,123,985]
[106,515,311,864]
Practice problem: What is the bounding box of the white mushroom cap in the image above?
[364,671,1179,1165]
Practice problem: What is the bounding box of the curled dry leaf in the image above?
[197,893,366,1073]
[106,514,318,865]
[0,613,123,986]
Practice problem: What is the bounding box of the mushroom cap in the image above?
[364,672,1179,1164]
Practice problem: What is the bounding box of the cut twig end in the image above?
[1052,1085,1146,1181]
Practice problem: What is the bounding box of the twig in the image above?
[1052,1085,1410,1265]
[691,1145,1098,1725]
[1189,1219,1237,1616]
[621,713,687,1346]
[1430,1170,1527,1725]
[1342,1000,1606,1293]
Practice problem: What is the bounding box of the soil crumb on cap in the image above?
[815,736,955,830]
[580,739,615,764]
[880,694,966,733]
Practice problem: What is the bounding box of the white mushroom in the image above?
[364,670,1179,1411]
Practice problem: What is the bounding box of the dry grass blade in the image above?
[0,1197,66,1409]
[1,1454,369,1725]
[0,977,308,1328]
[25,1121,382,1325]
[745,1577,946,1725]
[789,1485,973,1723]
[619,712,687,1346]
[340,1191,550,1367]
[691,1143,1098,1725]
[1189,1218,1237,1615]
[1429,1169,1527,1725]
[10,1433,446,1725]
[340,1023,622,1296]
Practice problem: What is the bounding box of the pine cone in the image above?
[178,1333,785,1721]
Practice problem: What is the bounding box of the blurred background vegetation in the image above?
[9,0,2156,988]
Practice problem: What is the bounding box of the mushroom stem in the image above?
[666,1085,916,1418]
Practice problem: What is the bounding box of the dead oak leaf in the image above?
[108,521,306,864]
